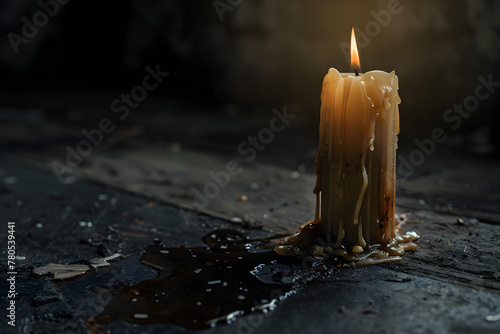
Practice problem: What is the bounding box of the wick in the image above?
[354,69,359,76]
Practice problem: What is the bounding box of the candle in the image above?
[277,28,417,265]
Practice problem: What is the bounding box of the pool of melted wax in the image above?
[275,220,418,266]
[89,230,315,329]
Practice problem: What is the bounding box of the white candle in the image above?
[315,67,401,255]
[276,28,417,264]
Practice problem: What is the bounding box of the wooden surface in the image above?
[1,101,500,334]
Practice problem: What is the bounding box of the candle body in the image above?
[314,68,401,254]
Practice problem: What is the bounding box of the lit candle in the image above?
[277,28,417,265]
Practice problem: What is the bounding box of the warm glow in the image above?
[350,27,361,72]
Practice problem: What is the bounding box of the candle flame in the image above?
[350,27,361,72]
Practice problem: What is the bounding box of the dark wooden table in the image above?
[1,97,499,334]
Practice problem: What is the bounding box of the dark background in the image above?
[1,2,500,333]
[1,0,500,155]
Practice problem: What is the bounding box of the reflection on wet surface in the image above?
[89,230,310,329]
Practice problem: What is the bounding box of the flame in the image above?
[350,27,361,72]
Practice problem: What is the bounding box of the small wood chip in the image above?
[485,314,500,322]
[89,253,123,268]
[33,253,123,279]
[33,264,90,280]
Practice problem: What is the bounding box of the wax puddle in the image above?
[88,229,322,330]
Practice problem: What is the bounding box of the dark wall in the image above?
[1,0,500,148]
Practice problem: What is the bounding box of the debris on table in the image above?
[33,253,123,279]
[33,263,91,280]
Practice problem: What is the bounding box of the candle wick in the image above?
[354,69,359,76]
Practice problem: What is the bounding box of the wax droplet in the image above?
[352,246,363,253]
[406,231,420,239]
[384,96,391,110]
